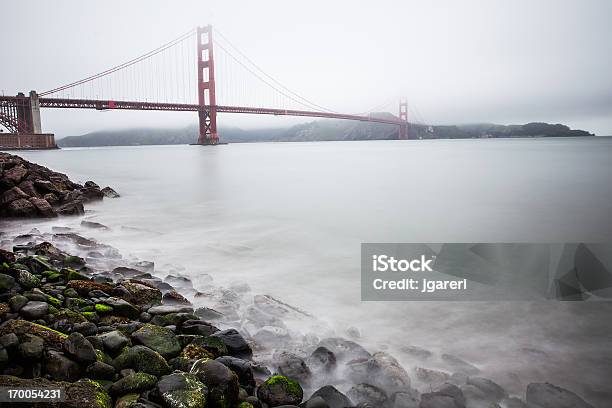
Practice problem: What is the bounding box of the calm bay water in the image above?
[3,137,612,404]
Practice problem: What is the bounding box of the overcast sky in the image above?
[2,0,611,136]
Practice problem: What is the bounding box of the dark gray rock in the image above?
[110,372,158,396]
[154,371,208,408]
[44,350,82,381]
[112,345,171,377]
[85,361,116,380]
[64,332,97,364]
[18,334,44,359]
[526,382,594,408]
[210,328,251,358]
[98,330,130,353]
[310,385,353,408]
[19,300,48,319]
[191,359,239,408]
[131,323,180,358]
[0,273,15,292]
[347,383,388,408]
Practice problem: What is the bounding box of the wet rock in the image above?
[346,352,411,394]
[419,392,464,408]
[463,377,507,404]
[121,280,162,308]
[257,375,303,407]
[162,290,191,305]
[154,371,208,408]
[44,350,82,381]
[19,300,49,319]
[0,332,19,348]
[180,319,219,336]
[131,323,180,358]
[502,397,527,408]
[525,382,594,408]
[67,280,114,295]
[112,345,171,377]
[194,306,224,320]
[317,337,371,362]
[56,200,85,216]
[307,346,337,373]
[4,164,28,184]
[414,367,451,388]
[211,328,252,358]
[101,297,140,319]
[192,359,240,408]
[391,390,419,408]
[274,351,312,384]
[347,383,388,407]
[148,304,194,315]
[441,354,480,376]
[110,372,158,396]
[101,186,120,198]
[310,385,353,408]
[64,332,97,363]
[115,393,140,408]
[81,220,110,230]
[216,356,256,391]
[0,319,67,349]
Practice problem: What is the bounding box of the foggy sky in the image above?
[2,0,612,136]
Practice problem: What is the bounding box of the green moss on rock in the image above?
[95,303,113,314]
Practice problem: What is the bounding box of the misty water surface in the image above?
[3,137,612,405]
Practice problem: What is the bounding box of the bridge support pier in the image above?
[398,98,409,140]
[0,91,56,149]
[196,25,218,145]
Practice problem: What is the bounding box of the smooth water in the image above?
[3,137,612,404]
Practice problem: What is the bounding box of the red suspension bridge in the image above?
[0,26,410,148]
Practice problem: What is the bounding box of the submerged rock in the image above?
[526,382,594,408]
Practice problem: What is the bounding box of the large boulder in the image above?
[19,300,49,320]
[7,198,36,217]
[210,328,252,358]
[0,186,28,205]
[310,385,353,408]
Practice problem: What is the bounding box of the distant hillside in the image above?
[58,115,593,147]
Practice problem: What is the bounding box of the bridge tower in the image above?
[196,25,218,145]
[398,98,408,139]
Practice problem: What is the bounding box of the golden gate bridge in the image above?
[0,25,410,147]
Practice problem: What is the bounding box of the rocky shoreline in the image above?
[0,154,599,408]
[0,152,119,218]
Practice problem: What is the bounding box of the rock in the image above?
[112,345,171,377]
[44,192,59,205]
[101,297,140,319]
[307,347,337,373]
[101,186,120,198]
[347,383,388,407]
[392,391,420,408]
[7,198,37,217]
[0,375,112,408]
[414,367,451,388]
[64,332,97,363]
[162,290,191,305]
[194,307,224,320]
[110,372,158,396]
[310,385,353,408]
[502,397,527,408]
[257,375,303,407]
[464,377,507,403]
[441,354,480,375]
[84,180,100,188]
[154,371,208,408]
[67,280,114,296]
[29,197,57,217]
[317,337,371,362]
[0,273,15,292]
[274,351,311,384]
[148,304,194,315]
[0,186,28,205]
[81,220,110,230]
[4,164,28,184]
[85,361,116,380]
[131,323,180,358]
[525,382,594,408]
[18,180,40,197]
[211,328,252,358]
[18,334,44,359]
[401,345,433,360]
[15,269,41,289]
[0,333,19,348]
[346,352,411,394]
[419,392,464,408]
[81,186,104,201]
[56,199,85,215]
[0,319,67,349]
[216,356,256,391]
[180,320,219,336]
[44,350,82,381]
[121,280,162,308]
[115,393,140,408]
[19,300,49,319]
[191,359,240,408]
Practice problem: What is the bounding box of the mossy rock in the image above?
[11,263,30,272]
[191,336,228,358]
[156,372,208,408]
[238,402,254,408]
[0,319,67,349]
[62,268,89,281]
[51,308,88,324]
[132,323,181,359]
[95,303,113,314]
[114,393,140,408]
[82,311,99,322]
[95,349,114,365]
[63,287,80,298]
[64,256,86,268]
[112,345,171,377]
[180,344,215,360]
[46,295,62,308]
[21,256,56,274]
[257,375,303,406]
[16,269,41,289]
[109,372,157,396]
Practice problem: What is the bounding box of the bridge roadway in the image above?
[31,97,405,126]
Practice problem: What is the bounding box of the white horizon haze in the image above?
[1,0,611,136]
